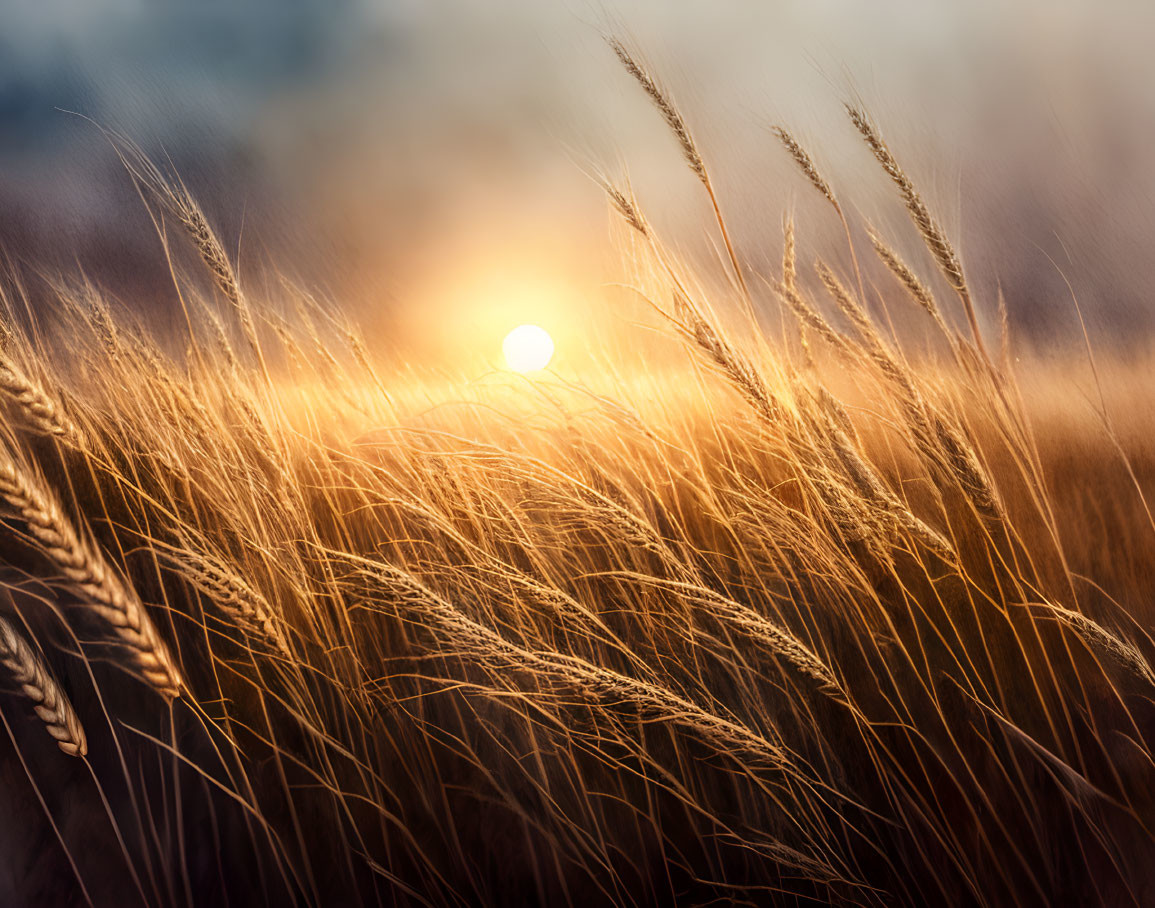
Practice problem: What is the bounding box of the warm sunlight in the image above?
[7,5,1152,903]
[502,324,554,372]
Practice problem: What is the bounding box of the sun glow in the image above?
[502,324,554,373]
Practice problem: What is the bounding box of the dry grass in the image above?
[0,610,86,756]
[0,46,1151,908]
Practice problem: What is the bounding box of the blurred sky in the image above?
[2,0,1155,352]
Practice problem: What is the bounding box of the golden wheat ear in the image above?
[0,450,183,701]
[608,37,750,302]
[846,104,991,362]
[772,127,840,213]
[0,615,87,756]
[608,38,704,180]
[358,560,802,774]
[1025,601,1155,688]
[865,225,950,332]
[0,353,82,445]
[155,535,291,659]
[598,177,649,237]
[107,134,268,380]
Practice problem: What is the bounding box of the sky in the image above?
[2,0,1154,351]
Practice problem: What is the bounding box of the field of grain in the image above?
[0,45,1153,907]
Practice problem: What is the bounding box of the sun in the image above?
[502,324,554,373]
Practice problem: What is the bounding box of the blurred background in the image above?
[2,0,1154,365]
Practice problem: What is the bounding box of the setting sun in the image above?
[502,324,554,372]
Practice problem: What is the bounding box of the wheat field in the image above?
[0,44,1153,907]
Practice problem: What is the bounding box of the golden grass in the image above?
[0,47,1151,908]
[0,609,86,756]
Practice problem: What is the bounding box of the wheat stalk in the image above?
[0,614,86,756]
[816,261,873,339]
[113,139,265,370]
[772,127,839,211]
[671,291,780,423]
[782,218,814,369]
[801,261,1002,521]
[615,571,845,696]
[1025,601,1155,687]
[929,413,1001,519]
[609,39,751,303]
[820,407,956,562]
[846,105,990,362]
[158,538,290,658]
[866,225,953,340]
[600,179,649,237]
[609,39,703,179]
[774,281,850,354]
[0,355,81,444]
[360,560,801,773]
[0,451,183,700]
